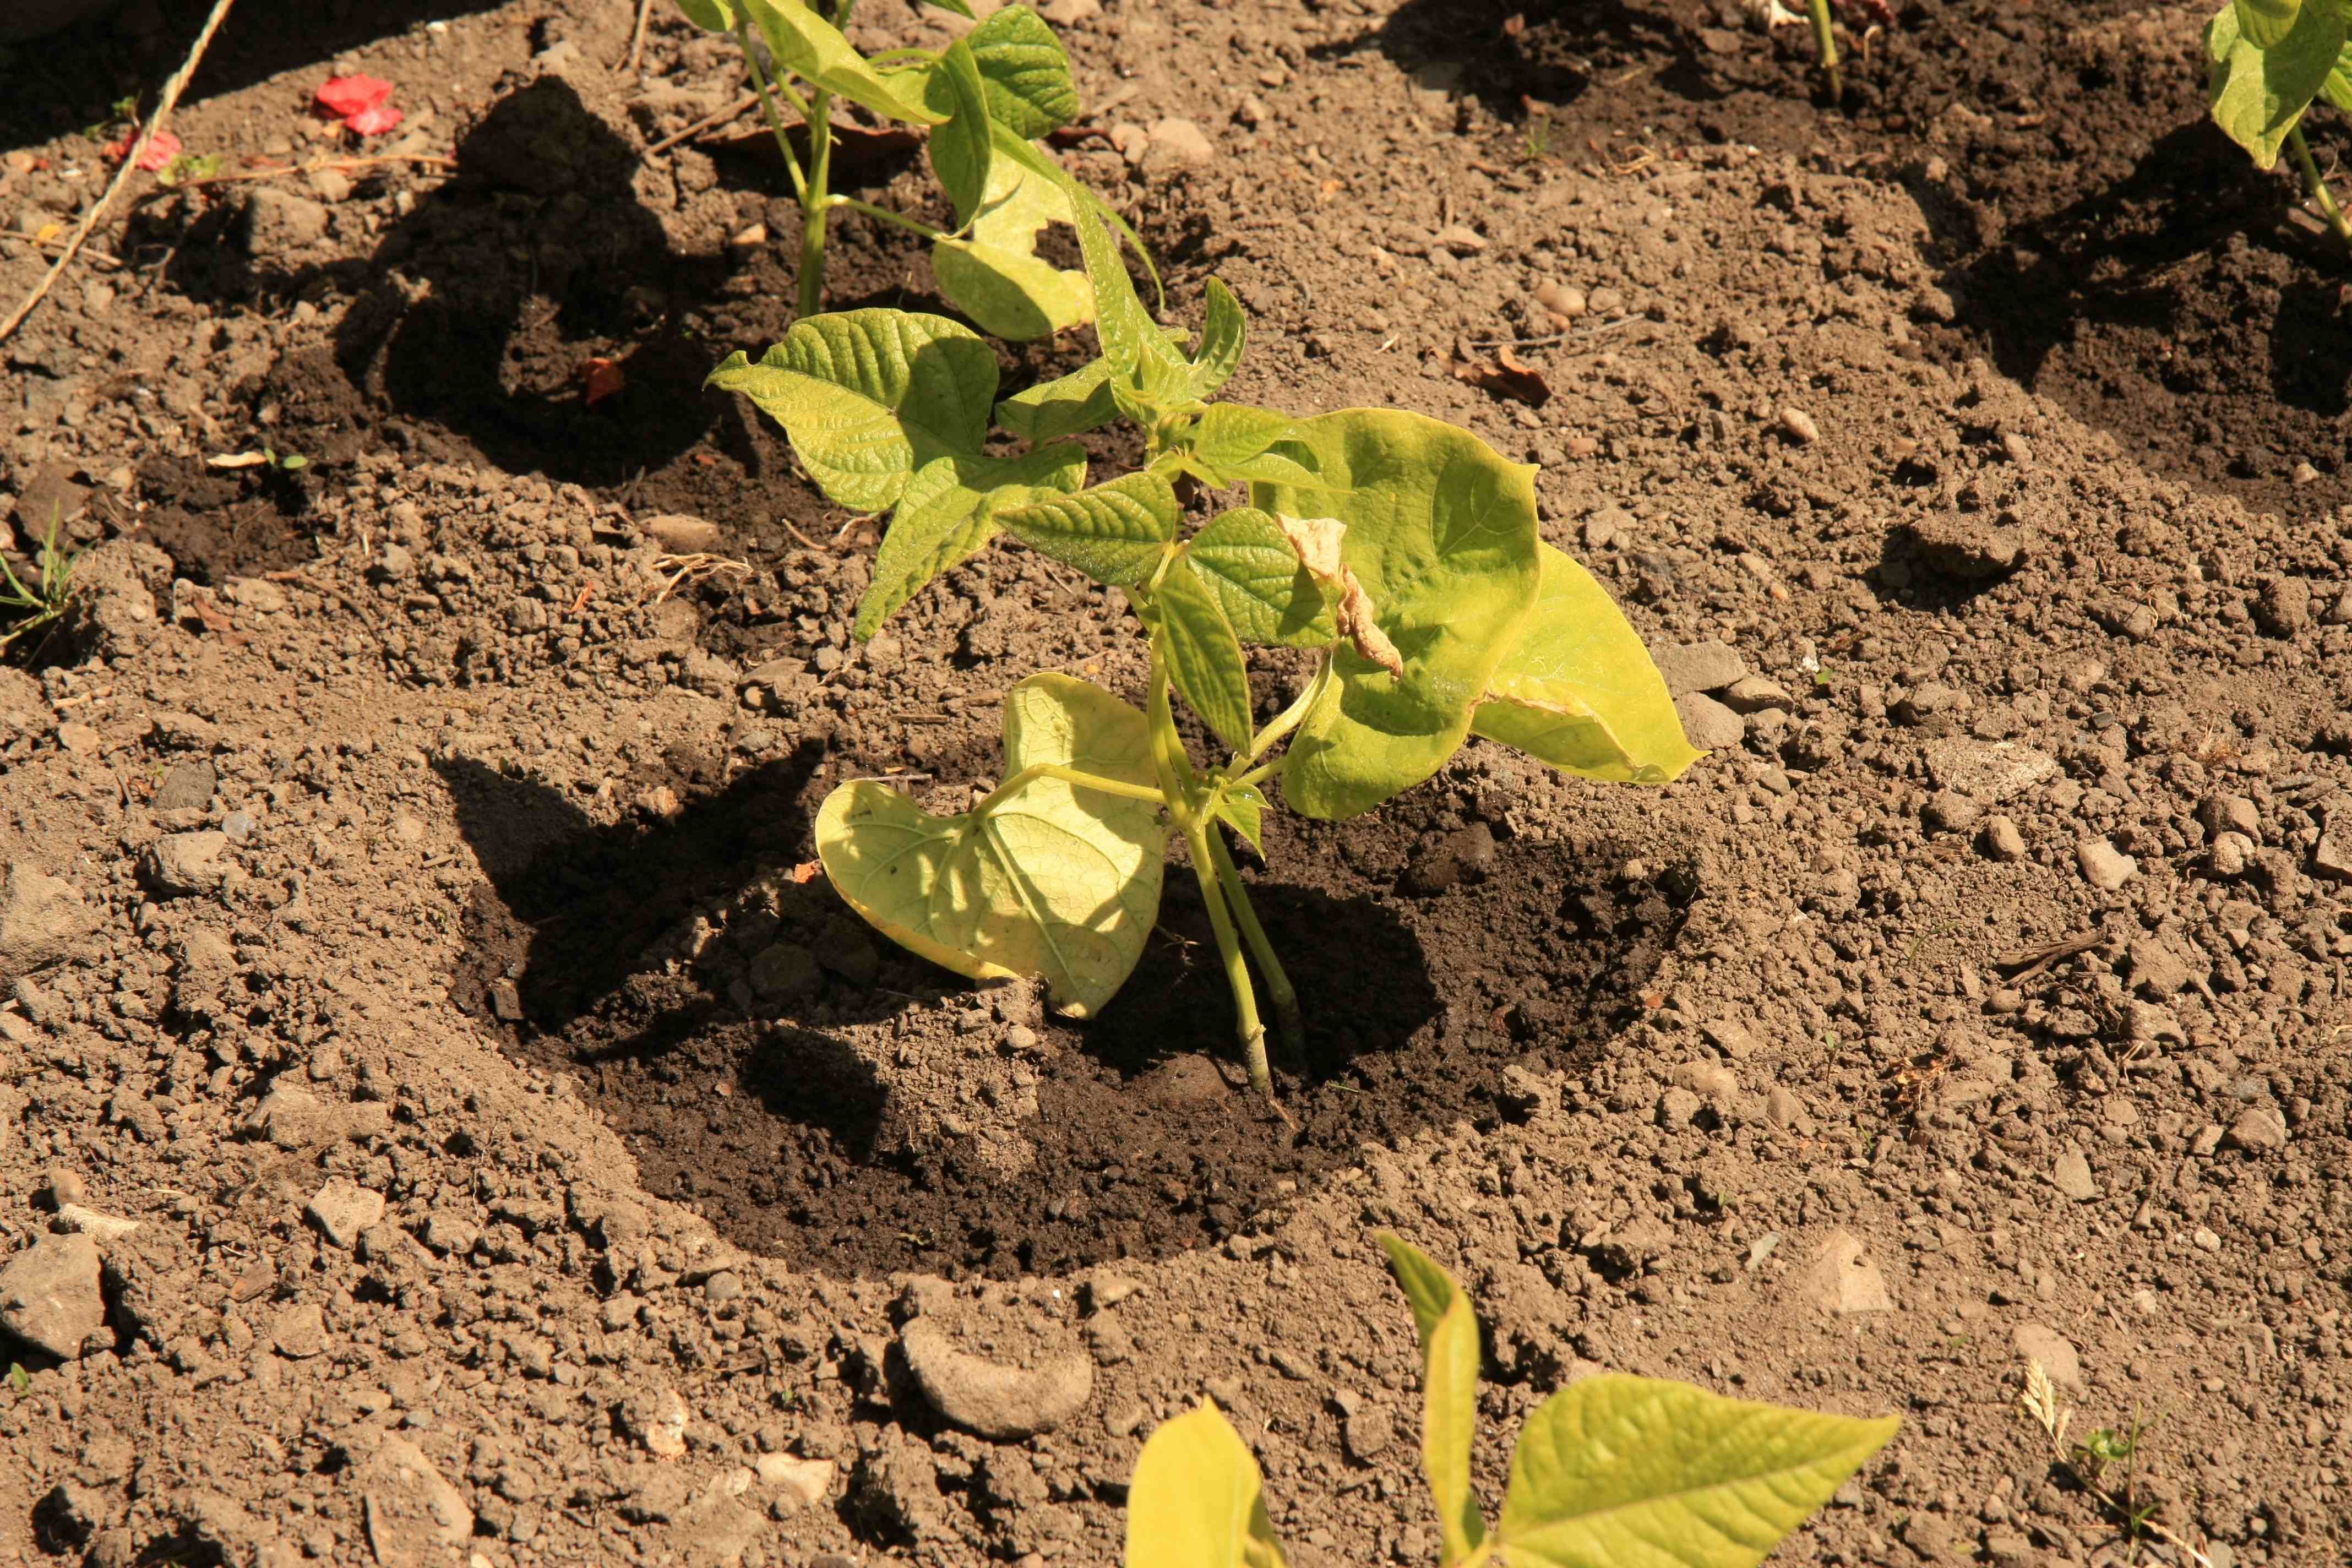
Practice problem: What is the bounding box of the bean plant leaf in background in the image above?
[965,4,1083,137]
[932,135,1096,340]
[741,0,944,124]
[1470,545,1706,782]
[815,673,1168,1017]
[711,190,1697,1101]
[2205,0,2347,166]
[1125,1237,1897,1568]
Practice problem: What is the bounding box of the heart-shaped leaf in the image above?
[1251,410,1542,820]
[997,472,1179,586]
[1190,277,1249,400]
[857,443,1087,637]
[1469,544,1701,784]
[707,311,997,511]
[1125,1401,1290,1568]
[815,673,1167,1017]
[968,4,1082,137]
[934,130,1096,341]
[2206,0,2345,167]
[1379,1237,1488,1566]
[1496,1376,1899,1568]
[1184,508,1337,649]
[1154,559,1255,753]
[741,0,945,124]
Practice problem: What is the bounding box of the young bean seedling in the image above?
[673,0,1140,334]
[709,165,1698,1102]
[2203,0,2352,243]
[1124,1235,1899,1568]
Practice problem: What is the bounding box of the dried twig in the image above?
[0,0,238,346]
[647,91,763,157]
[625,0,656,73]
[144,152,458,197]
[648,552,754,605]
[1,234,128,271]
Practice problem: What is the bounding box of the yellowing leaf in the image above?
[998,472,1179,586]
[706,311,997,511]
[815,674,1167,1016]
[1184,507,1337,649]
[934,130,1095,341]
[1495,1376,1899,1568]
[1469,544,1700,784]
[2205,0,2345,168]
[741,0,945,124]
[1376,1237,1488,1566]
[1125,1402,1289,1568]
[1253,411,1542,820]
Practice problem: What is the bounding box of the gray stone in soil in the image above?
[270,1301,328,1359]
[0,863,98,984]
[1904,514,2026,580]
[1674,692,1746,751]
[150,759,216,813]
[2052,1146,2098,1201]
[897,1317,1094,1439]
[1400,823,1496,896]
[305,1178,386,1249]
[1342,1403,1395,1462]
[1921,738,2057,803]
[748,942,821,1004]
[1797,1229,1892,1315]
[0,1232,106,1359]
[1922,790,1981,834]
[1654,640,1747,696]
[358,1435,474,1568]
[2075,838,2136,891]
[2225,1107,2288,1153]
[2012,1322,2082,1389]
[1980,815,2026,861]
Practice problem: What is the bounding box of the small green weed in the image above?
[7,1363,28,1395]
[0,510,77,657]
[2019,1360,2211,1566]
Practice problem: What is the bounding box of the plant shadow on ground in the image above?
[0,0,506,153]
[436,744,1694,1280]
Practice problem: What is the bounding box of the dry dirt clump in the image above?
[2,1,2351,1566]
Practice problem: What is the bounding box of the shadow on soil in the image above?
[0,0,505,153]
[436,745,1696,1280]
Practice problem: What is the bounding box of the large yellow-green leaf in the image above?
[857,443,1087,638]
[1253,411,1541,820]
[1496,1376,1898,1568]
[815,674,1167,1016]
[1469,545,1700,784]
[2206,0,2345,167]
[998,472,1179,586]
[706,311,997,512]
[1154,559,1255,753]
[2236,0,2304,48]
[934,129,1095,341]
[1125,1402,1289,1568]
[1377,1237,1488,1566]
[927,39,994,224]
[968,4,1082,138]
[1184,508,1336,649]
[741,0,945,124]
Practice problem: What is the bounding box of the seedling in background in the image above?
[710,165,1699,1104]
[0,510,77,657]
[1124,1235,1898,1568]
[2018,1362,2211,1566]
[673,0,1141,334]
[2203,0,2352,244]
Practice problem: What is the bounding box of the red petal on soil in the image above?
[1451,346,1551,407]
[106,128,183,171]
[342,102,405,136]
[581,358,625,406]
[315,74,396,118]
[787,861,824,885]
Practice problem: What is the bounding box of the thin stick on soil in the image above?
[625,0,655,74]
[2287,125,2352,246]
[141,153,459,198]
[646,91,762,157]
[0,0,237,347]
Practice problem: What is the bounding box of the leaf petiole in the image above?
[2288,124,2352,245]
[737,15,812,209]
[1245,651,1333,764]
[826,193,957,243]
[972,762,1168,816]
[1806,0,1842,101]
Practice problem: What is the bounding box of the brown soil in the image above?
[4,1,2350,1565]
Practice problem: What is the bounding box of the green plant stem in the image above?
[1805,0,1842,101]
[972,763,1167,815]
[799,83,836,321]
[825,193,953,243]
[1184,817,1271,1097]
[1206,831,1302,1066]
[2288,124,2352,245]
[736,17,810,208]
[1245,653,1333,764]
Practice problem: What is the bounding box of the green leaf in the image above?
[815,673,1167,1017]
[2235,0,2304,48]
[857,443,1087,637]
[1188,404,1322,488]
[1253,410,1542,821]
[1069,194,1195,405]
[706,311,997,511]
[924,0,977,15]
[934,126,1095,341]
[2206,0,2345,168]
[1155,560,1256,753]
[998,357,1123,443]
[968,5,1082,138]
[1184,508,1336,648]
[741,0,945,124]
[1213,782,1267,855]
[998,471,1179,586]
[1495,1376,1899,1568]
[674,0,737,30]
[1469,544,1701,785]
[2324,38,2352,108]
[928,39,994,224]
[1376,1236,1487,1567]
[1191,277,1248,398]
[1125,1401,1290,1568]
